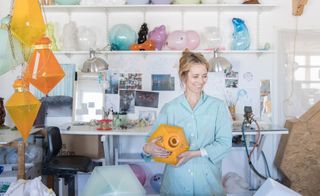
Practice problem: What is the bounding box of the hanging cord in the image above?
[283,17,298,118]
[249,119,261,159]
[241,122,267,180]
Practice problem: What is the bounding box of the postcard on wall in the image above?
[152,74,175,91]
[119,90,135,113]
[105,94,120,112]
[119,73,142,90]
[135,90,159,108]
[139,110,157,125]
[105,72,119,94]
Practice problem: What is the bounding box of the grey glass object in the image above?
[208,50,232,72]
[82,49,109,73]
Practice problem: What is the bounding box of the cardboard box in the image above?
[60,135,104,159]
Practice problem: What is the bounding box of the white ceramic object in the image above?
[254,178,301,196]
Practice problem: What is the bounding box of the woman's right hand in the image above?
[143,137,171,158]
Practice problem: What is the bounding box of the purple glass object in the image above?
[148,25,167,50]
[151,0,172,4]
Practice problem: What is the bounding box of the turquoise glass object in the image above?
[231,18,250,50]
[55,0,80,5]
[0,16,24,76]
[108,24,137,51]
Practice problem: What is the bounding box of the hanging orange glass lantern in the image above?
[10,0,46,46]
[5,79,41,141]
[147,124,189,165]
[24,37,65,95]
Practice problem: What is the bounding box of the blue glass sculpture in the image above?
[231,18,250,50]
[108,24,137,51]
[0,16,24,76]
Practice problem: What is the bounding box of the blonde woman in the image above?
[143,50,232,195]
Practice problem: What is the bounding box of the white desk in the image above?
[0,128,41,145]
[60,123,288,165]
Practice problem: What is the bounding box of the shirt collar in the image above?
[179,91,207,112]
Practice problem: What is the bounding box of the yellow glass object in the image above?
[24,37,65,95]
[5,79,41,141]
[147,124,189,165]
[10,0,46,46]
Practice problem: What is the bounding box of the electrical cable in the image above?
[241,121,267,180]
[261,150,271,178]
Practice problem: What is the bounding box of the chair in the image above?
[42,126,92,196]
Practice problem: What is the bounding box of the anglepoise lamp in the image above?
[208,49,232,72]
[82,49,109,73]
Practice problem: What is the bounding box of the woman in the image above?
[143,50,232,196]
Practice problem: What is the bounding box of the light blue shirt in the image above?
[148,92,232,196]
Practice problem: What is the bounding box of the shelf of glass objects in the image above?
[53,50,276,55]
[42,4,276,12]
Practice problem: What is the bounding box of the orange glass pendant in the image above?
[5,79,41,141]
[24,37,65,95]
[10,0,46,46]
[147,124,189,165]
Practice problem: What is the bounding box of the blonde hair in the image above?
[179,49,209,85]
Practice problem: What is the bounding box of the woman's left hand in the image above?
[176,150,201,167]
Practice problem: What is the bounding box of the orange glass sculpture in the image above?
[147,124,189,165]
[10,0,46,46]
[24,37,65,95]
[130,40,156,51]
[5,79,41,141]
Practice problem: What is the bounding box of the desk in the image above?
[61,123,288,165]
[0,128,42,179]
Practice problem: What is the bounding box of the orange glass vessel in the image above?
[147,124,189,165]
[5,79,41,141]
[10,0,46,46]
[24,37,65,95]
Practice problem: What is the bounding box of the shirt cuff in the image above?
[200,148,208,157]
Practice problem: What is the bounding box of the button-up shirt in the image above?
[148,92,232,196]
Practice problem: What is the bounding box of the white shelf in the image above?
[42,4,276,12]
[53,50,275,55]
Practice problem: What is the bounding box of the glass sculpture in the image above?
[10,0,46,46]
[147,124,189,165]
[24,37,65,95]
[5,79,41,141]
[231,18,250,50]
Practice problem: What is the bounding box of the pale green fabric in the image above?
[148,93,232,196]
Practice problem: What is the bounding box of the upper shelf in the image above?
[42,4,276,12]
[53,49,275,55]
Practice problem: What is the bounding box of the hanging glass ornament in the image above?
[10,0,46,46]
[5,79,41,141]
[0,16,24,76]
[24,37,65,95]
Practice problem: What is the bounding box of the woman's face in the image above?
[184,63,208,95]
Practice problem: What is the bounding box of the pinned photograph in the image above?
[119,90,135,113]
[152,74,175,91]
[139,110,157,125]
[119,73,142,90]
[225,70,239,79]
[135,91,159,108]
[105,72,119,94]
[225,79,238,88]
